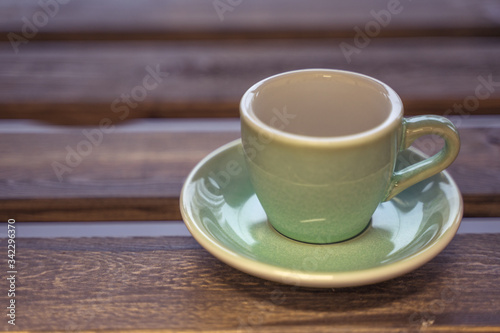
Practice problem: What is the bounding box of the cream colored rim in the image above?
[240,69,404,148]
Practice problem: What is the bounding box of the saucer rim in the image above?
[180,139,464,288]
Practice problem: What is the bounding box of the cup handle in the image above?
[384,115,460,201]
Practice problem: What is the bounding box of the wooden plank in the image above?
[0,118,499,222]
[1,234,498,332]
[5,328,500,333]
[0,0,499,42]
[464,195,500,218]
[1,38,500,124]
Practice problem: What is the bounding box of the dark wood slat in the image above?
[1,234,498,332]
[1,198,180,222]
[0,118,499,222]
[464,195,500,218]
[0,0,499,41]
[1,38,500,124]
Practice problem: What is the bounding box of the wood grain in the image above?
[0,234,498,332]
[1,0,499,41]
[1,38,500,124]
[0,118,499,222]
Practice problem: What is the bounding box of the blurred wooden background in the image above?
[1,0,499,222]
[0,1,499,332]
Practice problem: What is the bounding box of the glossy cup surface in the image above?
[240,69,404,244]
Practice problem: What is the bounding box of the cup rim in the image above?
[240,69,403,147]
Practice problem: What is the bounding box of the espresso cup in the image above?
[240,69,460,244]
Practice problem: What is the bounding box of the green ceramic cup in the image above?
[240,69,460,244]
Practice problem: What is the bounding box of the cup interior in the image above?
[247,70,398,137]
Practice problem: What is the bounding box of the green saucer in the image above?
[180,140,463,288]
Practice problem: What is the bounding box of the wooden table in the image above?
[1,1,500,332]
